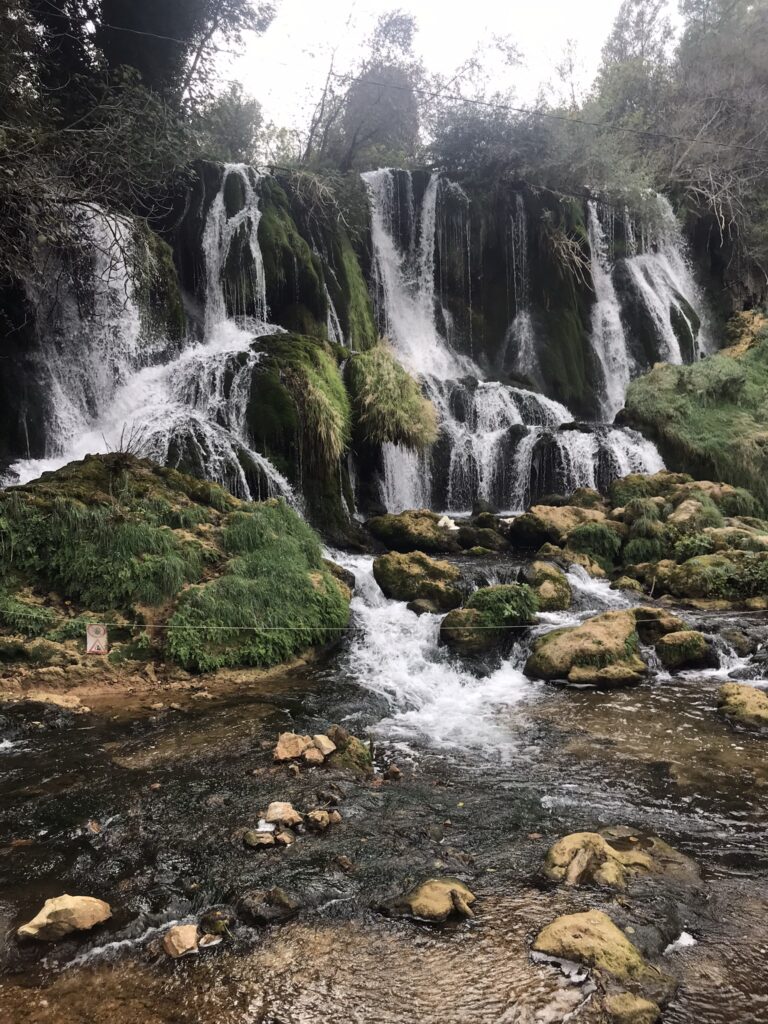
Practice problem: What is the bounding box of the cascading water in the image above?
[362,169,662,513]
[2,165,293,501]
[504,193,540,381]
[587,201,633,421]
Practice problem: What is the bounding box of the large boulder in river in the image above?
[373,551,461,609]
[525,561,572,611]
[17,894,112,941]
[544,827,700,890]
[509,505,606,547]
[366,510,460,553]
[655,630,716,671]
[718,682,768,730]
[440,584,538,655]
[667,550,768,604]
[532,910,675,1005]
[525,610,646,687]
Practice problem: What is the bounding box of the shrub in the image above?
[465,583,539,627]
[347,344,438,449]
[674,533,715,563]
[623,537,666,565]
[567,522,622,569]
[717,487,763,519]
[680,491,724,530]
[0,593,56,637]
[623,498,660,524]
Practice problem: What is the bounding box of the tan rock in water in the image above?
[162,923,199,958]
[718,682,768,729]
[312,734,337,757]
[264,802,303,827]
[525,610,646,687]
[532,910,674,1001]
[604,992,661,1024]
[273,732,313,761]
[544,827,699,890]
[17,894,112,942]
[394,878,476,922]
[303,747,325,766]
[306,810,330,830]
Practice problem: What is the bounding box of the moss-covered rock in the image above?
[718,682,768,730]
[372,551,461,610]
[603,992,661,1024]
[346,346,438,449]
[667,550,768,602]
[532,910,674,1001]
[544,826,700,890]
[525,610,646,687]
[0,454,349,674]
[440,584,538,654]
[325,725,373,774]
[655,630,715,671]
[367,510,461,553]
[525,561,572,611]
[509,505,606,547]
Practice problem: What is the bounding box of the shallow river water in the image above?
[0,556,767,1023]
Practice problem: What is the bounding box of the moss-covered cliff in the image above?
[622,312,768,507]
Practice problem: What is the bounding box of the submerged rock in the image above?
[525,610,646,687]
[532,909,674,1003]
[604,992,661,1024]
[386,878,476,922]
[163,923,199,958]
[238,887,301,925]
[718,682,768,729]
[655,630,715,671]
[17,894,112,942]
[372,550,462,609]
[544,827,700,890]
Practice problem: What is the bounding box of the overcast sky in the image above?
[226,0,679,134]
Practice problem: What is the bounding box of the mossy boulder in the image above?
[372,551,461,610]
[346,346,438,449]
[532,910,674,1004]
[603,992,661,1024]
[509,505,606,547]
[667,550,768,602]
[718,683,768,730]
[525,610,646,687]
[544,826,700,890]
[325,725,374,774]
[457,525,509,552]
[440,584,538,655]
[0,454,350,674]
[367,510,461,554]
[386,878,476,922]
[525,561,572,611]
[655,630,715,671]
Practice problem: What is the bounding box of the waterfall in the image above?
[2,165,293,502]
[505,194,541,381]
[363,169,662,513]
[587,201,633,422]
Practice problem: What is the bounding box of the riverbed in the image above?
[1,555,767,1023]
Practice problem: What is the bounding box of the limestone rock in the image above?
[243,830,276,848]
[544,827,700,890]
[264,802,303,827]
[373,550,462,609]
[17,894,112,942]
[655,630,715,671]
[718,682,768,729]
[604,992,661,1024]
[275,829,295,846]
[312,734,336,757]
[525,610,646,687]
[163,923,199,958]
[326,729,373,774]
[633,607,687,644]
[407,598,440,614]
[525,561,572,612]
[303,746,325,766]
[532,910,674,1002]
[366,510,461,553]
[306,809,330,830]
[273,732,313,761]
[389,878,477,922]
[509,505,606,547]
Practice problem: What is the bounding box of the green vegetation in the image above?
[347,345,438,449]
[167,503,350,672]
[624,315,768,508]
[566,522,622,570]
[465,583,539,628]
[0,454,350,673]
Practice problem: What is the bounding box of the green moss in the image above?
[623,498,661,524]
[623,315,768,507]
[566,522,622,570]
[338,230,377,350]
[609,471,693,508]
[347,345,438,449]
[465,583,538,626]
[134,224,186,342]
[623,537,666,564]
[167,501,349,671]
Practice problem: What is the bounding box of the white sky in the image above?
[227,0,676,134]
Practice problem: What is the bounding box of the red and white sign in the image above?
[86,624,109,655]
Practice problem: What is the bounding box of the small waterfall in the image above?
[587,201,633,421]
[3,166,293,502]
[363,169,661,513]
[505,194,541,380]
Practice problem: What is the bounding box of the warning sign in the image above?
[86,623,109,655]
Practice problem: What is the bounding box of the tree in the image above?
[198,83,262,162]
